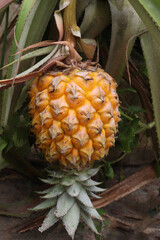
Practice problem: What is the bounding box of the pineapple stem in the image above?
[120,111,155,130]
[63,0,77,47]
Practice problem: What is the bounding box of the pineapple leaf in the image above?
[17,46,59,77]
[55,192,75,217]
[0,0,59,127]
[79,203,102,220]
[76,0,92,20]
[87,167,101,177]
[0,46,54,71]
[77,188,93,208]
[86,186,106,193]
[80,0,110,39]
[82,179,102,187]
[39,178,59,185]
[47,170,65,178]
[75,172,90,181]
[88,192,101,199]
[81,210,99,234]
[31,198,57,211]
[42,185,65,199]
[105,0,142,82]
[62,202,80,240]
[38,207,58,232]
[67,182,82,197]
[36,188,54,195]
[129,0,160,45]
[140,32,160,153]
[60,177,75,186]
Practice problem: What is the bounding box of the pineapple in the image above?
[29,67,120,169]
[29,66,120,238]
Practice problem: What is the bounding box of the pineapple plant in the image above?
[0,0,119,238]
[27,0,120,239]
[29,65,120,239]
[1,0,160,239]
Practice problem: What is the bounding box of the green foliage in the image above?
[0,109,31,154]
[95,216,110,240]
[34,168,103,237]
[0,137,7,152]
[105,0,142,82]
[128,0,160,155]
[129,0,160,45]
[104,162,114,179]
[128,105,145,114]
[118,115,139,153]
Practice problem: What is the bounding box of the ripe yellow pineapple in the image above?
[29,66,120,238]
[29,67,120,169]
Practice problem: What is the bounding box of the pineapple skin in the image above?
[29,68,120,169]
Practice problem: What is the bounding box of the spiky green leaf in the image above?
[0,0,59,128]
[129,0,160,45]
[88,192,101,199]
[81,211,99,234]
[55,192,75,217]
[42,185,65,199]
[105,0,142,82]
[140,32,160,152]
[77,188,93,208]
[87,167,101,177]
[16,47,58,77]
[67,182,82,197]
[86,186,106,193]
[1,46,54,71]
[80,204,102,220]
[38,207,58,232]
[75,172,90,181]
[82,179,102,187]
[31,198,57,211]
[40,178,59,185]
[62,202,80,239]
[61,177,75,186]
[80,0,110,39]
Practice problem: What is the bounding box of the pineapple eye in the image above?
[76,100,96,125]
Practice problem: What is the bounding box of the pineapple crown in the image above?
[31,167,105,239]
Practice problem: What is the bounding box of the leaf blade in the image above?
[38,207,58,232]
[55,192,75,217]
[62,202,80,239]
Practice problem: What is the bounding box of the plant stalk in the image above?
[0,7,9,80]
[63,0,77,47]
